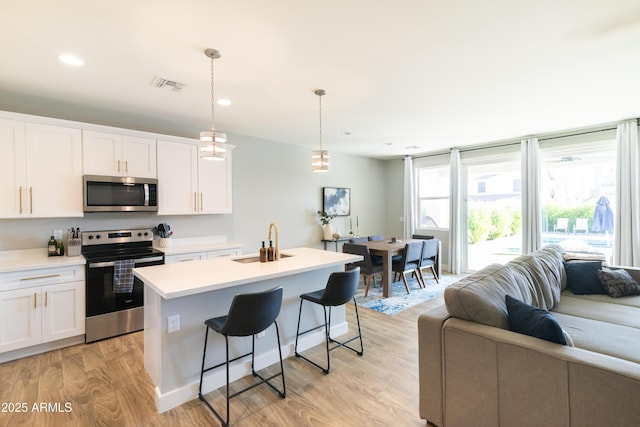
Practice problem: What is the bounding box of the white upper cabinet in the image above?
[83,130,156,178]
[157,139,233,215]
[199,153,232,214]
[157,140,198,215]
[0,119,26,218]
[0,119,83,218]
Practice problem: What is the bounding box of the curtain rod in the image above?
[409,119,635,160]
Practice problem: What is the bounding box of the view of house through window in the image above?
[540,136,616,263]
[465,159,522,271]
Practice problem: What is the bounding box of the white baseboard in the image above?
[0,335,85,364]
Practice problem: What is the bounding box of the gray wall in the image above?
[0,131,392,253]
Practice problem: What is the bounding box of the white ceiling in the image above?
[1,1,640,159]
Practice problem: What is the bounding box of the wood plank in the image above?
[0,294,446,426]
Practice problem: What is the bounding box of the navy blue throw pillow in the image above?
[563,261,606,295]
[505,295,567,345]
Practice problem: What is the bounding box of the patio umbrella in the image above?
[591,196,614,232]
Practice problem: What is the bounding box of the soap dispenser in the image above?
[259,241,267,263]
[267,240,275,261]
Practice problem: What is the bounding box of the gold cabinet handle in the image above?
[118,160,121,173]
[200,192,203,212]
[34,292,37,309]
[125,160,128,173]
[45,291,48,307]
[194,192,197,212]
[29,187,33,214]
[19,186,23,214]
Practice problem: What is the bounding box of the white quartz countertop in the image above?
[134,247,362,299]
[0,249,85,273]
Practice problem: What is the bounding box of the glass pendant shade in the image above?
[199,129,227,143]
[311,149,330,172]
[199,130,228,160]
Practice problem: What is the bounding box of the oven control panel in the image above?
[82,228,153,246]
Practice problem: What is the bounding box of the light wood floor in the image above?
[0,293,444,427]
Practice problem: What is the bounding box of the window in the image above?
[416,165,450,229]
[539,131,617,263]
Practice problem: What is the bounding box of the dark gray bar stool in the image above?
[198,286,286,426]
[294,268,363,373]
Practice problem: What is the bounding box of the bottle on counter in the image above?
[56,239,65,256]
[267,240,275,262]
[48,235,57,257]
[259,241,267,263]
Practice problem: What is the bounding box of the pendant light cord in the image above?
[318,92,323,150]
[210,55,216,130]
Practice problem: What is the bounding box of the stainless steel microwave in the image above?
[83,175,158,212]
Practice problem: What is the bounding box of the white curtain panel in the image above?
[614,121,640,266]
[448,148,462,273]
[403,155,415,239]
[521,138,541,254]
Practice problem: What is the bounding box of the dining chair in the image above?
[349,236,368,243]
[418,239,440,284]
[342,243,383,296]
[198,287,286,426]
[294,268,363,373]
[391,241,425,293]
[368,235,384,241]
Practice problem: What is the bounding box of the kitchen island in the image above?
[133,247,362,413]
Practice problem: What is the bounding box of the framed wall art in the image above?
[322,187,351,216]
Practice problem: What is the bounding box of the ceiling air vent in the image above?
[150,76,185,93]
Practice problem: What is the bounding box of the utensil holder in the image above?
[66,238,81,257]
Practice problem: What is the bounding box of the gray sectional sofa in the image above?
[418,245,640,426]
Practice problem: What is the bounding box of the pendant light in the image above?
[199,48,227,161]
[311,89,330,172]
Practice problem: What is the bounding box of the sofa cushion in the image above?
[564,261,606,295]
[597,267,640,298]
[554,294,640,329]
[506,295,567,345]
[444,245,565,330]
[553,312,640,364]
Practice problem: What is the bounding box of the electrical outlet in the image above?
[256,330,266,339]
[168,314,180,333]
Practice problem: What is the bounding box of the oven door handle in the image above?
[88,256,164,269]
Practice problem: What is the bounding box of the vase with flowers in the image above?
[317,210,337,240]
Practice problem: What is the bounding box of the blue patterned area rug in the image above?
[354,274,467,315]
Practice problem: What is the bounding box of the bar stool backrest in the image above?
[220,287,283,337]
[321,268,360,306]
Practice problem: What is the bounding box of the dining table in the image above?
[362,238,441,298]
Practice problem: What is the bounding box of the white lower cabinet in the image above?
[164,252,206,264]
[164,248,240,264]
[0,266,85,354]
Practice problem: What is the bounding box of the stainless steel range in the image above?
[81,228,164,343]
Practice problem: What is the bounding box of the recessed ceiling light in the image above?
[216,98,231,106]
[58,54,84,66]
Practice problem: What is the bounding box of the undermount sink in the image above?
[232,253,294,264]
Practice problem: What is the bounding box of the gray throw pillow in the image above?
[597,268,640,298]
